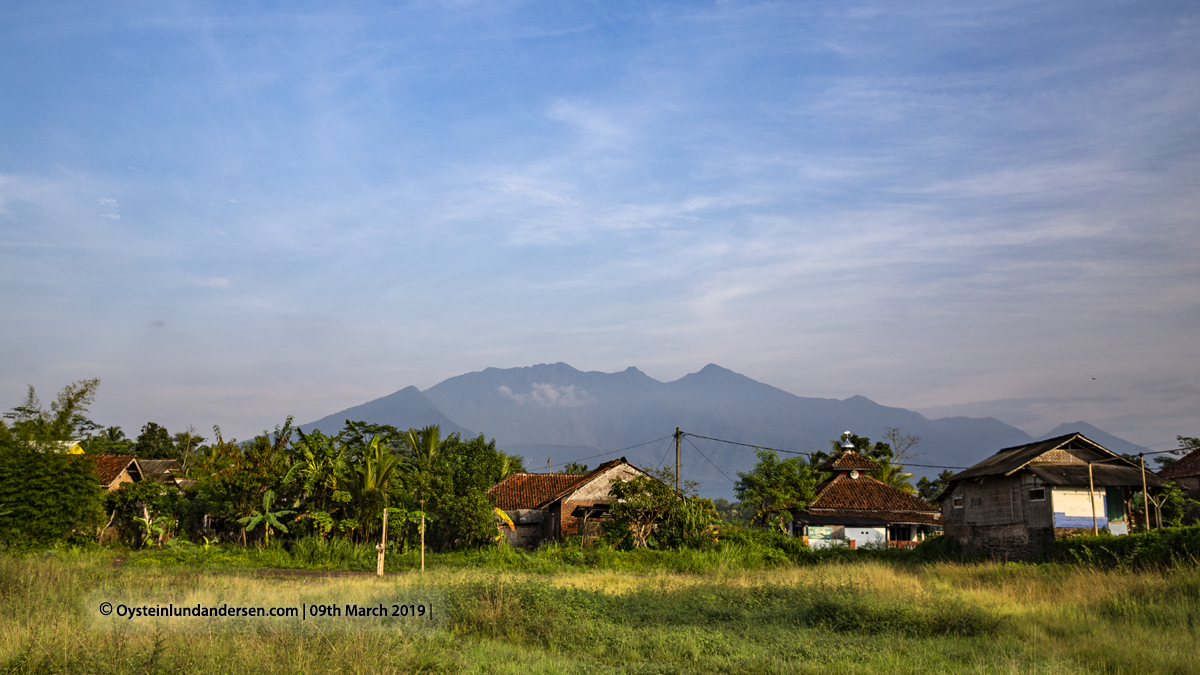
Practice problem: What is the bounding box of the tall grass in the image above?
[1,550,1197,673]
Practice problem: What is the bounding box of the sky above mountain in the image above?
[1,1,1196,449]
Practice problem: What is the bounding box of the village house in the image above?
[1158,447,1200,500]
[939,432,1165,559]
[87,454,143,491]
[71,455,190,492]
[488,457,648,547]
[787,440,942,549]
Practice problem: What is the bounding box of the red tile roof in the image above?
[803,508,943,525]
[489,472,589,510]
[817,450,881,472]
[807,474,940,520]
[80,454,139,487]
[488,457,647,511]
[537,457,637,507]
[1160,448,1200,480]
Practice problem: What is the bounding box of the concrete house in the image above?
[488,457,649,546]
[940,432,1165,559]
[788,446,942,550]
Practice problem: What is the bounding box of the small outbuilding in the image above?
[788,445,942,550]
[488,457,650,546]
[940,432,1165,559]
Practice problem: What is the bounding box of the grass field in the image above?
[1,546,1198,674]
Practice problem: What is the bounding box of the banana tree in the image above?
[238,489,295,547]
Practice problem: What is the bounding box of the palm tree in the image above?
[403,425,441,572]
[350,434,404,576]
[872,462,916,494]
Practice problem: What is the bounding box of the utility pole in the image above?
[1140,454,1150,531]
[675,427,682,494]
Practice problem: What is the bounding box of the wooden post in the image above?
[376,502,389,577]
[675,428,681,494]
[420,499,426,573]
[1088,462,1098,535]
[1140,454,1150,531]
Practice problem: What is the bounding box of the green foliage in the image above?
[734,449,816,524]
[712,497,751,525]
[1052,525,1200,568]
[426,432,506,550]
[2,378,102,444]
[562,461,588,475]
[105,480,168,546]
[918,469,956,502]
[193,420,296,541]
[0,442,105,546]
[604,467,685,549]
[133,422,176,459]
[498,452,526,480]
[237,489,295,546]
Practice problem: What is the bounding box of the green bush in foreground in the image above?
[1052,525,1200,568]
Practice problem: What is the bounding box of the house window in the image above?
[953,497,963,509]
[1029,488,1046,501]
[970,498,983,507]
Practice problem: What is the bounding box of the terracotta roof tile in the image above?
[1160,448,1200,480]
[804,508,942,525]
[810,474,940,514]
[489,473,589,510]
[817,450,881,472]
[77,454,139,487]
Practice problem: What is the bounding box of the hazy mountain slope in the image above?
[302,363,1151,499]
[1037,422,1152,456]
[299,386,474,438]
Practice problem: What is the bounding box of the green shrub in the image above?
[0,445,105,547]
[1052,525,1200,569]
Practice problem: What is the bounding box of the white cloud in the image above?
[199,277,230,288]
[99,197,120,219]
[497,383,593,407]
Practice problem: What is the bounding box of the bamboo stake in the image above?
[1088,462,1098,535]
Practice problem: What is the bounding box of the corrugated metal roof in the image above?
[950,433,1139,481]
[138,459,182,484]
[1027,464,1165,488]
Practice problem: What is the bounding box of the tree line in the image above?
[0,380,526,552]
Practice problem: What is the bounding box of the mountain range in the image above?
[299,363,1151,498]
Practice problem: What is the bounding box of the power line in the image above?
[544,434,675,472]
[684,436,736,484]
[682,432,803,454]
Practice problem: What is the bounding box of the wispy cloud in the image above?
[498,383,593,408]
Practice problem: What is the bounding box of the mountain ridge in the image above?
[300,364,1151,498]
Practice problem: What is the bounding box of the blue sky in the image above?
[1,1,1197,449]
